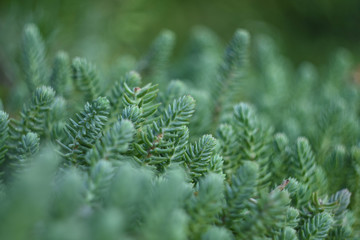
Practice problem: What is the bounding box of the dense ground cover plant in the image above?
[0,23,359,239]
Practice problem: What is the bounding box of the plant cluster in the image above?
[0,23,359,239]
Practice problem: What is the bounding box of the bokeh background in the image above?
[1,0,360,98]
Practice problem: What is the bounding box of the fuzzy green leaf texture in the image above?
[0,22,359,240]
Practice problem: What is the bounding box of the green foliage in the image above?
[271,133,292,184]
[120,105,143,128]
[136,30,175,86]
[291,137,317,190]
[201,226,233,240]
[122,78,160,123]
[234,189,290,239]
[46,96,67,142]
[218,102,272,190]
[134,95,195,170]
[50,51,72,97]
[9,132,40,177]
[108,71,142,120]
[86,160,114,204]
[224,161,258,227]
[1,23,360,240]
[327,189,352,239]
[0,111,9,180]
[213,29,250,120]
[299,212,333,240]
[0,147,60,240]
[178,26,222,89]
[15,132,40,163]
[72,57,101,102]
[7,86,55,160]
[85,119,134,165]
[21,23,47,92]
[184,135,217,182]
[186,173,225,237]
[0,111,9,162]
[59,97,110,165]
[275,227,298,240]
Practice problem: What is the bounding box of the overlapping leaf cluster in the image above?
[0,23,359,240]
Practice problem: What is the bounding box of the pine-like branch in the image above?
[271,133,292,183]
[235,190,290,239]
[136,30,175,86]
[186,173,225,237]
[72,57,101,102]
[231,103,272,189]
[8,86,55,145]
[299,212,333,240]
[60,97,110,165]
[208,154,225,177]
[109,71,142,119]
[122,81,160,123]
[201,226,233,240]
[134,96,195,169]
[85,119,135,165]
[212,29,250,118]
[120,105,143,129]
[11,132,40,170]
[184,135,217,182]
[327,189,352,239]
[21,23,47,92]
[224,161,258,226]
[46,96,67,142]
[86,160,114,204]
[8,133,40,179]
[0,111,9,165]
[291,137,317,190]
[329,189,351,226]
[50,51,72,96]
[0,111,9,180]
[275,227,298,240]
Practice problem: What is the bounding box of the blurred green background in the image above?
[1,0,360,96]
